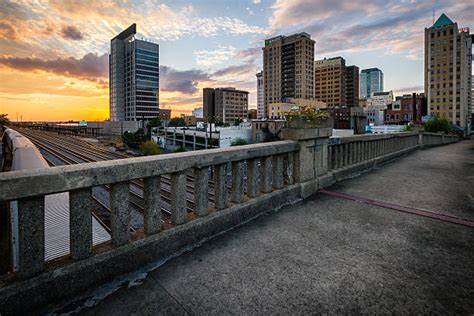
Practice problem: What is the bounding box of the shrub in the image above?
[402,124,414,132]
[231,138,248,146]
[142,140,160,156]
[423,116,451,133]
[122,128,147,149]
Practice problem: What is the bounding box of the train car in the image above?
[2,129,110,270]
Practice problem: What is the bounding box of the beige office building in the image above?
[424,13,472,133]
[263,32,315,116]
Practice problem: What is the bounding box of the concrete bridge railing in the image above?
[0,128,460,314]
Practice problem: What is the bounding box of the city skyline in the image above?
[0,0,472,121]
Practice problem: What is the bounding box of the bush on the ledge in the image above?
[142,140,160,156]
[285,106,329,120]
[231,138,248,146]
[423,116,451,133]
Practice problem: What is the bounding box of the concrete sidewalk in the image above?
[79,139,474,315]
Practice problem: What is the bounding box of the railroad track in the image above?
[15,128,227,232]
[18,128,219,204]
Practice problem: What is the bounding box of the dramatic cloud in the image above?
[160,66,211,94]
[60,25,84,41]
[0,53,108,81]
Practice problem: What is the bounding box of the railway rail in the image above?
[14,128,229,232]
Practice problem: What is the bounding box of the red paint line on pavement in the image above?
[319,189,474,228]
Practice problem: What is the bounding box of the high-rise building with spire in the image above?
[424,13,472,133]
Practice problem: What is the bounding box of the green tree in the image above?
[0,114,10,126]
[423,116,451,133]
[122,128,147,149]
[142,140,160,155]
[231,138,248,146]
[146,117,162,136]
[233,118,243,126]
[168,117,185,127]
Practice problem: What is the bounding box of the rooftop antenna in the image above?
[432,8,435,24]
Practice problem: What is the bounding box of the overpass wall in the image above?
[0,130,460,314]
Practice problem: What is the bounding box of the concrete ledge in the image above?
[281,128,332,141]
[320,145,420,187]
[0,185,301,315]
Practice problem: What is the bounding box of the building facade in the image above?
[256,71,265,119]
[314,57,346,107]
[368,91,394,109]
[263,33,315,115]
[424,13,472,133]
[345,65,360,107]
[314,57,359,107]
[109,24,160,121]
[203,87,249,123]
[360,68,383,99]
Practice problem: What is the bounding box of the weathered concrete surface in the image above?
[80,139,474,315]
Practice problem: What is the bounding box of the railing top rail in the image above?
[0,140,299,201]
[331,132,419,144]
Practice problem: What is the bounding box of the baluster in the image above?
[261,156,273,193]
[194,167,209,216]
[284,152,294,185]
[246,159,259,198]
[69,188,92,260]
[273,154,284,189]
[143,176,161,235]
[214,164,228,210]
[171,172,187,224]
[110,181,130,246]
[231,161,245,203]
[18,196,45,276]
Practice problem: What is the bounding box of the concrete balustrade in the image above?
[324,132,459,187]
[0,129,461,314]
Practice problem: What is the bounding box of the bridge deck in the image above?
[75,139,473,314]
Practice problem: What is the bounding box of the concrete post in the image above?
[284,152,294,185]
[171,172,187,224]
[110,182,130,247]
[69,188,92,260]
[272,154,284,189]
[214,164,228,210]
[143,176,161,235]
[18,196,45,277]
[261,156,273,193]
[246,159,259,198]
[231,161,245,203]
[282,128,332,198]
[194,167,209,216]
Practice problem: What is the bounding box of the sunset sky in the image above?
[0,0,472,121]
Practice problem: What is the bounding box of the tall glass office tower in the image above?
[109,24,159,121]
[360,68,383,99]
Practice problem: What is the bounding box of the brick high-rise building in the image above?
[203,88,215,121]
[345,65,359,107]
[203,87,248,123]
[256,71,264,119]
[263,33,315,115]
[424,13,473,133]
[314,57,346,107]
